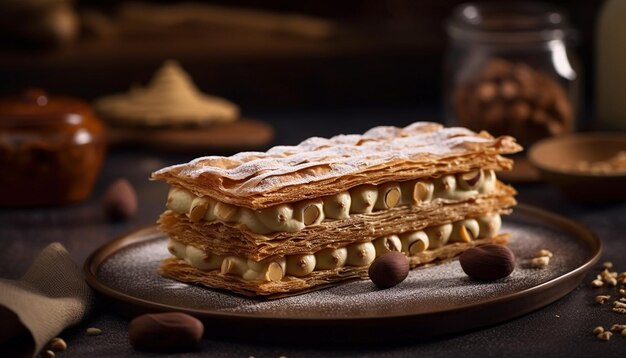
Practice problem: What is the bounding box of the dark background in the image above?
[0,0,601,113]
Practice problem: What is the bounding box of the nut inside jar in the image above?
[453,58,574,145]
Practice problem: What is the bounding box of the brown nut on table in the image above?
[459,244,515,281]
[101,178,138,221]
[128,312,203,352]
[368,252,409,289]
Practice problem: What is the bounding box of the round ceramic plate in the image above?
[84,204,600,343]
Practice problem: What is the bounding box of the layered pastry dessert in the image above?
[152,122,522,297]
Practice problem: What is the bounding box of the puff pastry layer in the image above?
[152,122,521,297]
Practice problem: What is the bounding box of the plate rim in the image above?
[84,204,602,324]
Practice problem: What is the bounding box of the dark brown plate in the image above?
[84,204,600,343]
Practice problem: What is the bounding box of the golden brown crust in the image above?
[158,234,509,298]
[151,122,522,209]
[159,182,516,261]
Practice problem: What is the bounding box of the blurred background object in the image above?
[0,88,106,207]
[94,60,240,127]
[0,0,599,112]
[528,133,626,202]
[444,2,579,148]
[595,0,626,131]
[0,0,80,48]
[94,59,273,152]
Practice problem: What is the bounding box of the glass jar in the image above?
[0,89,107,207]
[444,2,580,147]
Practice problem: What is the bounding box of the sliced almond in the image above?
[303,204,321,225]
[221,258,236,274]
[386,237,401,251]
[221,257,246,275]
[459,170,482,187]
[214,202,238,221]
[458,225,474,242]
[384,188,401,208]
[408,239,428,254]
[189,198,209,222]
[265,262,285,282]
[374,183,401,210]
[413,181,432,203]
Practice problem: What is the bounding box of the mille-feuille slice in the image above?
[152,122,522,297]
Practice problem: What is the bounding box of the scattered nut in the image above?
[368,252,409,289]
[48,337,67,352]
[596,295,611,305]
[86,327,102,336]
[593,326,605,335]
[41,350,55,358]
[530,256,550,268]
[603,261,614,269]
[537,249,553,258]
[597,331,613,341]
[459,244,515,281]
[101,178,138,221]
[573,152,626,174]
[620,289,626,296]
[607,278,618,287]
[612,308,626,314]
[129,312,203,351]
[613,301,626,309]
[622,329,626,337]
[601,269,614,281]
[592,280,604,288]
[609,324,626,332]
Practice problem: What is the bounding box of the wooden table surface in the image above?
[1,108,625,357]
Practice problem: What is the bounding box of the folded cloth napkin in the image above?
[0,243,93,357]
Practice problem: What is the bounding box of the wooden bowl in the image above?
[528,133,626,202]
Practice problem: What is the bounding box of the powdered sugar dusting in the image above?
[97,211,592,319]
[152,122,520,196]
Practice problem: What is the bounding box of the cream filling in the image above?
[166,169,497,234]
[166,213,502,282]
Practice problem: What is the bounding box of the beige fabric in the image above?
[0,243,93,358]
